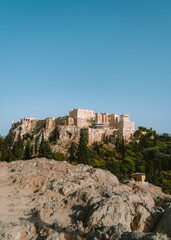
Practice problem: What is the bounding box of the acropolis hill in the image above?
[8,108,135,154]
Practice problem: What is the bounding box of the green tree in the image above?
[17,135,24,150]
[160,171,171,194]
[77,131,89,164]
[39,133,52,159]
[31,145,33,155]
[25,140,31,159]
[139,134,154,151]
[103,136,109,144]
[121,139,126,160]
[93,142,103,155]
[69,142,76,163]
[143,145,171,185]
[53,152,67,161]
[8,150,14,162]
[39,133,45,157]
[121,156,135,177]
[89,157,106,168]
[12,140,24,160]
[115,137,120,152]
[115,138,126,159]
[1,141,6,161]
[106,160,121,179]
[35,141,38,155]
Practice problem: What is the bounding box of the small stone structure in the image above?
[131,173,146,182]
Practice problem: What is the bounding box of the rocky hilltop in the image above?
[0,158,171,240]
[7,108,135,154]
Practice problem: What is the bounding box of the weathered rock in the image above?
[51,125,81,154]
[46,231,73,240]
[86,195,133,231]
[155,205,171,236]
[121,232,169,240]
[0,220,37,240]
[0,158,171,240]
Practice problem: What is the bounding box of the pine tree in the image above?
[39,133,52,158]
[77,131,89,164]
[121,139,126,160]
[31,145,33,155]
[25,140,31,159]
[43,141,52,158]
[1,142,5,161]
[12,135,24,160]
[35,141,38,155]
[8,150,13,162]
[39,133,45,157]
[121,156,135,177]
[69,142,76,163]
[17,135,24,150]
[115,137,119,150]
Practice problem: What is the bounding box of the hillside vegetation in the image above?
[0,126,171,194]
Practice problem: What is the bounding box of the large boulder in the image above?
[0,220,37,240]
[155,205,171,236]
[86,195,133,231]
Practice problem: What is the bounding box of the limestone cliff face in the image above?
[7,117,82,155]
[51,125,81,154]
[8,118,46,144]
[0,158,170,240]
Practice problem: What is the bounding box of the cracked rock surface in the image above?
[0,158,170,240]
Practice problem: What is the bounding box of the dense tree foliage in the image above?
[0,126,170,193]
[160,171,171,194]
[143,145,171,185]
[53,152,67,161]
[24,140,31,159]
[69,142,77,163]
[39,133,52,159]
[77,131,89,164]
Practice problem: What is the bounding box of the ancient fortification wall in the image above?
[86,128,117,145]
[69,108,95,128]
[118,115,135,140]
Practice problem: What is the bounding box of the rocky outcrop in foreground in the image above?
[0,158,170,240]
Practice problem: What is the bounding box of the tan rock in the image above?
[0,158,171,239]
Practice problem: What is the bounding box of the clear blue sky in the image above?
[0,0,171,136]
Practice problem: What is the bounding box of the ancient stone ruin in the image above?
[8,108,135,154]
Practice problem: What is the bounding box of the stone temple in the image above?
[8,108,135,154]
[68,108,135,144]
